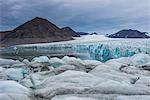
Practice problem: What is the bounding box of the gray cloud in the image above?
[0,0,150,34]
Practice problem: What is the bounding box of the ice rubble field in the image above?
[0,53,150,100]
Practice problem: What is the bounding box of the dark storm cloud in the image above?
[0,0,150,34]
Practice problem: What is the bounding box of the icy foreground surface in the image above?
[0,36,150,62]
[0,53,150,100]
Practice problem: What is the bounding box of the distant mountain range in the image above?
[77,32,99,35]
[0,17,149,47]
[0,17,80,46]
[77,32,89,35]
[108,29,150,38]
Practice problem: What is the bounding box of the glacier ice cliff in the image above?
[0,39,150,62]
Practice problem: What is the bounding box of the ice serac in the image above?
[87,39,150,61]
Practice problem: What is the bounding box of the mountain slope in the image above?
[61,27,80,37]
[0,17,73,46]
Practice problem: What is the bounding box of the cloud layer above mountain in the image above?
[1,0,150,34]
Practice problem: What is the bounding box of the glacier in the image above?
[0,38,150,62]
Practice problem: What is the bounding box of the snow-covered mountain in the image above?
[108,29,150,38]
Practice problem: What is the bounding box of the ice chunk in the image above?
[135,76,150,86]
[32,56,50,63]
[11,63,27,68]
[62,56,86,71]
[130,53,150,66]
[83,60,103,71]
[5,68,25,81]
[30,56,51,72]
[119,65,150,76]
[106,57,132,66]
[29,61,51,72]
[50,57,64,68]
[22,59,30,65]
[62,56,79,63]
[52,96,96,100]
[0,81,30,95]
[116,95,150,100]
[0,81,32,100]
[55,65,76,74]
[0,93,32,100]
[90,65,133,83]
[0,67,6,79]
[106,61,127,71]
[83,60,103,66]
[0,94,13,100]
[140,62,150,71]
[0,58,20,67]
[90,80,150,95]
[28,70,56,87]
[20,78,33,88]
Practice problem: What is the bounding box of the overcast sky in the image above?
[0,0,150,34]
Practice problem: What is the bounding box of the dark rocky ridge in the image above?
[108,29,150,38]
[61,27,80,37]
[77,32,89,35]
[0,17,78,47]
